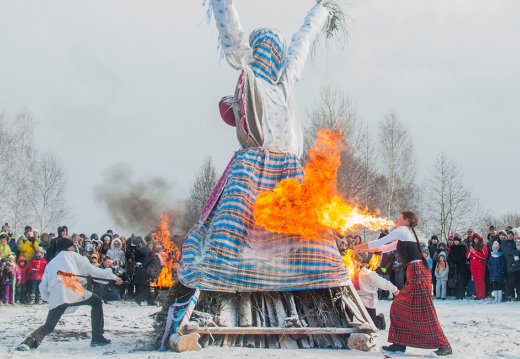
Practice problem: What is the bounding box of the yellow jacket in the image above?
[0,243,11,260]
[17,235,39,261]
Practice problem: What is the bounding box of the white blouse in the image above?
[210,0,330,157]
[367,226,416,253]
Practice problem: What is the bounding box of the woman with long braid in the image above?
[354,211,452,356]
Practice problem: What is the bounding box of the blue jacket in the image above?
[487,252,506,282]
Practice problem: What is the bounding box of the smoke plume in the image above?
[94,163,179,235]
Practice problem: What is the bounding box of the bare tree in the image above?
[375,111,418,219]
[2,110,36,234]
[31,152,70,232]
[425,153,476,240]
[304,87,377,205]
[182,157,218,232]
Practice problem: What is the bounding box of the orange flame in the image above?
[60,276,86,295]
[368,253,381,271]
[342,249,358,279]
[342,250,381,280]
[152,213,180,289]
[254,129,394,239]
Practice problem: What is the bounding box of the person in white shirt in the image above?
[17,238,123,351]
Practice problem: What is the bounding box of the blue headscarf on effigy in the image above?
[248,28,287,85]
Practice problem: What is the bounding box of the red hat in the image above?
[219,96,236,127]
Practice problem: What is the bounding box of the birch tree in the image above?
[426,153,475,240]
[31,152,69,232]
[376,111,418,219]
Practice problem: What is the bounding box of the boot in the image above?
[382,344,406,353]
[16,336,37,351]
[493,290,498,303]
[497,290,503,303]
[29,294,36,305]
[377,313,386,330]
[435,347,453,356]
[37,295,43,305]
[91,336,111,347]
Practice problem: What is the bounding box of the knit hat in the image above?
[431,235,439,241]
[489,225,497,231]
[18,256,27,264]
[438,251,446,259]
[56,238,74,253]
[0,232,7,239]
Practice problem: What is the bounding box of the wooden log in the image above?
[216,296,236,327]
[169,333,202,352]
[187,326,363,335]
[239,293,253,327]
[272,293,299,349]
[347,333,375,351]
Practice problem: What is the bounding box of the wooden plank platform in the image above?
[188,326,367,336]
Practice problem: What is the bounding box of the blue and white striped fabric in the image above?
[179,148,349,292]
[249,28,286,85]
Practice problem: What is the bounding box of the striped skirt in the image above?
[179,148,349,292]
[388,262,451,349]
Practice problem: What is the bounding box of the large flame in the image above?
[254,129,394,239]
[152,213,180,289]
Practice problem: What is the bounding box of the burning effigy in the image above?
[157,0,392,353]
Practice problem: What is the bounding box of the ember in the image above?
[152,213,180,289]
[254,129,394,239]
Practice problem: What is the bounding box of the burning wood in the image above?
[152,213,180,290]
[254,129,394,240]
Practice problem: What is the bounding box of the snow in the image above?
[1,299,519,358]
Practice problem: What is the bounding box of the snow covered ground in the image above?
[1,298,519,359]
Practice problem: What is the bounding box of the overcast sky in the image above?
[1,0,519,234]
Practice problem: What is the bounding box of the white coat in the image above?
[39,250,117,311]
[357,268,398,309]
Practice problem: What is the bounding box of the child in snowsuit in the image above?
[16,256,30,304]
[28,248,48,304]
[2,260,15,304]
[488,241,506,303]
[435,252,449,300]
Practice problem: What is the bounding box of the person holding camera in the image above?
[17,226,39,262]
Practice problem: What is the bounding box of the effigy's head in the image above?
[249,28,286,84]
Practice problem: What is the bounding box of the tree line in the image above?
[0,109,69,234]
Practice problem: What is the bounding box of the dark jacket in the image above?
[501,240,520,273]
[448,244,469,274]
[487,252,506,282]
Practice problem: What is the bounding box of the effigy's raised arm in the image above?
[209,0,251,70]
[284,2,331,85]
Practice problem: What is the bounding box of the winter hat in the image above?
[438,251,446,260]
[24,225,32,233]
[84,244,94,253]
[421,248,429,256]
[489,225,497,231]
[0,232,7,239]
[56,238,74,253]
[35,247,45,255]
[492,241,500,251]
[18,256,27,264]
[431,235,439,241]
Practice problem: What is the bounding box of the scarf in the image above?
[436,260,446,273]
[249,28,286,85]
